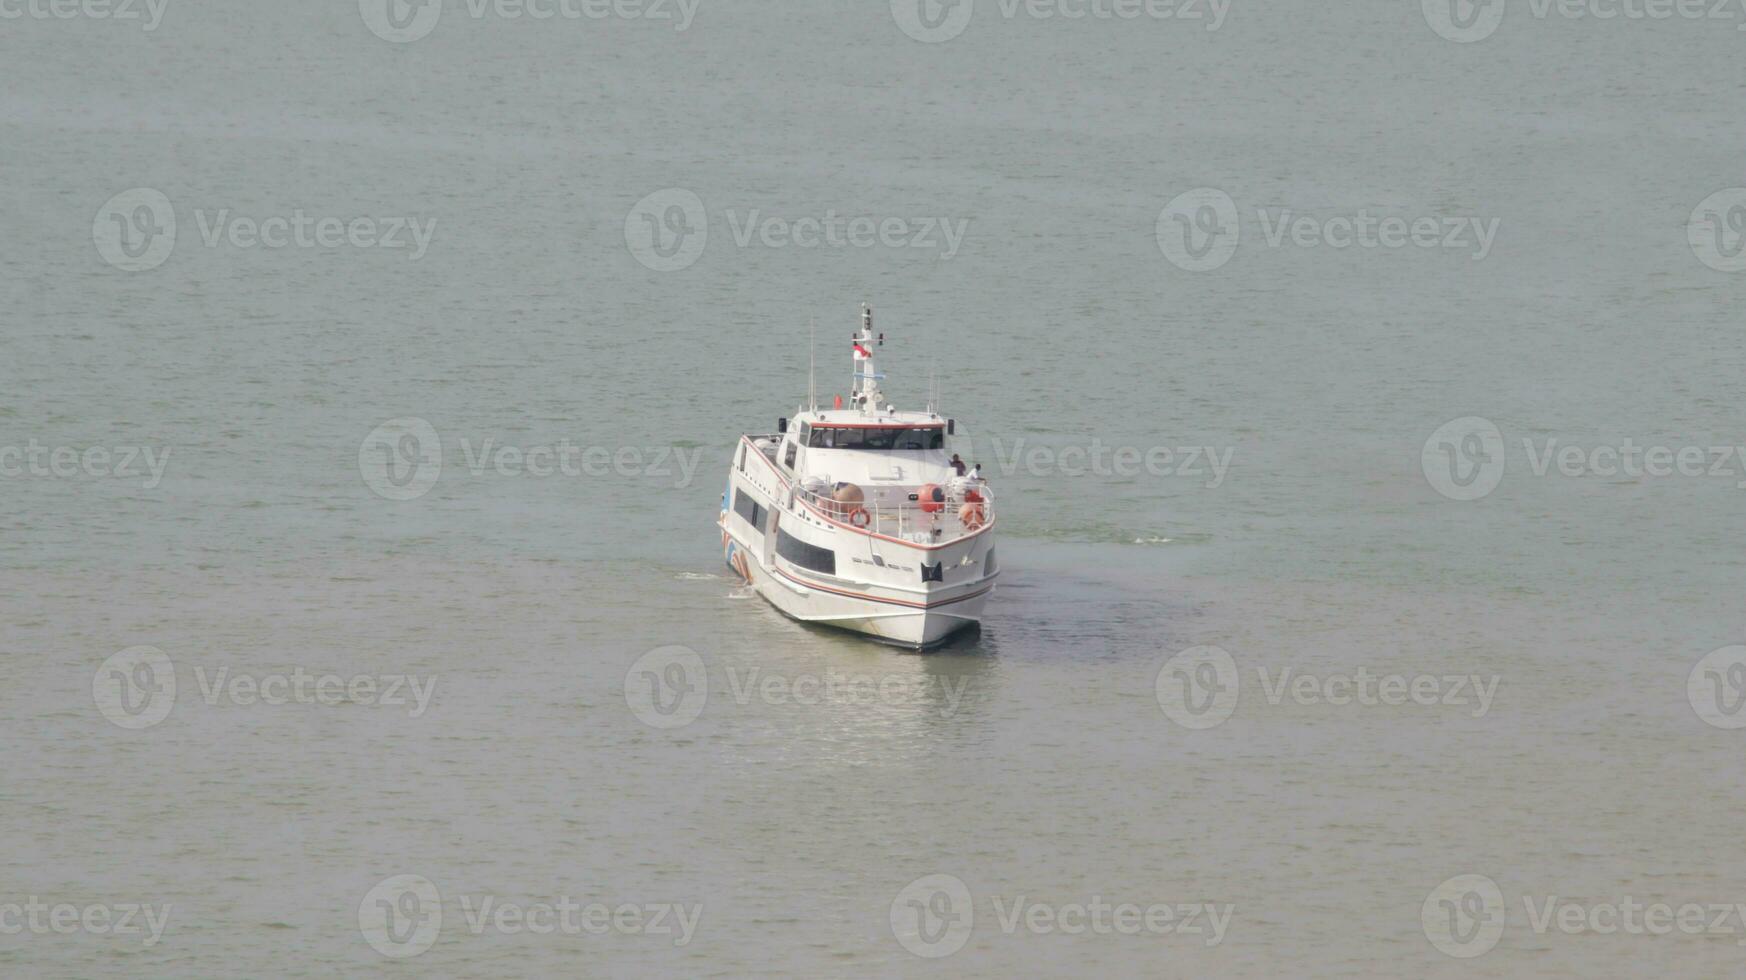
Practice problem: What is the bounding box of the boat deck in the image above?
[744,434,992,543]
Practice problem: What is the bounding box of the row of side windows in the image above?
[805,426,944,450]
[733,488,767,534]
[776,528,835,576]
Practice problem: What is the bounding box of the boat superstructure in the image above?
[719,305,997,648]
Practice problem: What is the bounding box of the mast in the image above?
[851,303,886,414]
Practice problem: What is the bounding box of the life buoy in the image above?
[959,501,985,530]
[849,507,871,528]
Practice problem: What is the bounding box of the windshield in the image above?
[806,426,944,450]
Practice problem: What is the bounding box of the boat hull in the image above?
[729,537,991,647]
[721,511,995,650]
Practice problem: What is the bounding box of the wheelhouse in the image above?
[803,424,945,451]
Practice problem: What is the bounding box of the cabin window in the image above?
[732,488,767,534]
[806,427,943,450]
[895,428,943,450]
[783,440,798,469]
[776,528,835,575]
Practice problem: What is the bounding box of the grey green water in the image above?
[4,1,1745,975]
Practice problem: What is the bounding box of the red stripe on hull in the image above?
[770,565,994,610]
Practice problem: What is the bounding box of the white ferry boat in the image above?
[719,305,997,648]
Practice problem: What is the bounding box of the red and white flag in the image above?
[852,343,871,359]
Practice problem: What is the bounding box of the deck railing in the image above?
[792,482,993,542]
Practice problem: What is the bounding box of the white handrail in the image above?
[791,483,992,541]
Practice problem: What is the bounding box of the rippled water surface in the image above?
[3,1,1745,976]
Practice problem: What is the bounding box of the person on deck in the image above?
[950,453,967,477]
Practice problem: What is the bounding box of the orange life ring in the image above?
[959,501,985,530]
[849,508,871,528]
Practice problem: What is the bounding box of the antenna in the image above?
[807,317,817,412]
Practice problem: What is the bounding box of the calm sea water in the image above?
[4,1,1745,975]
